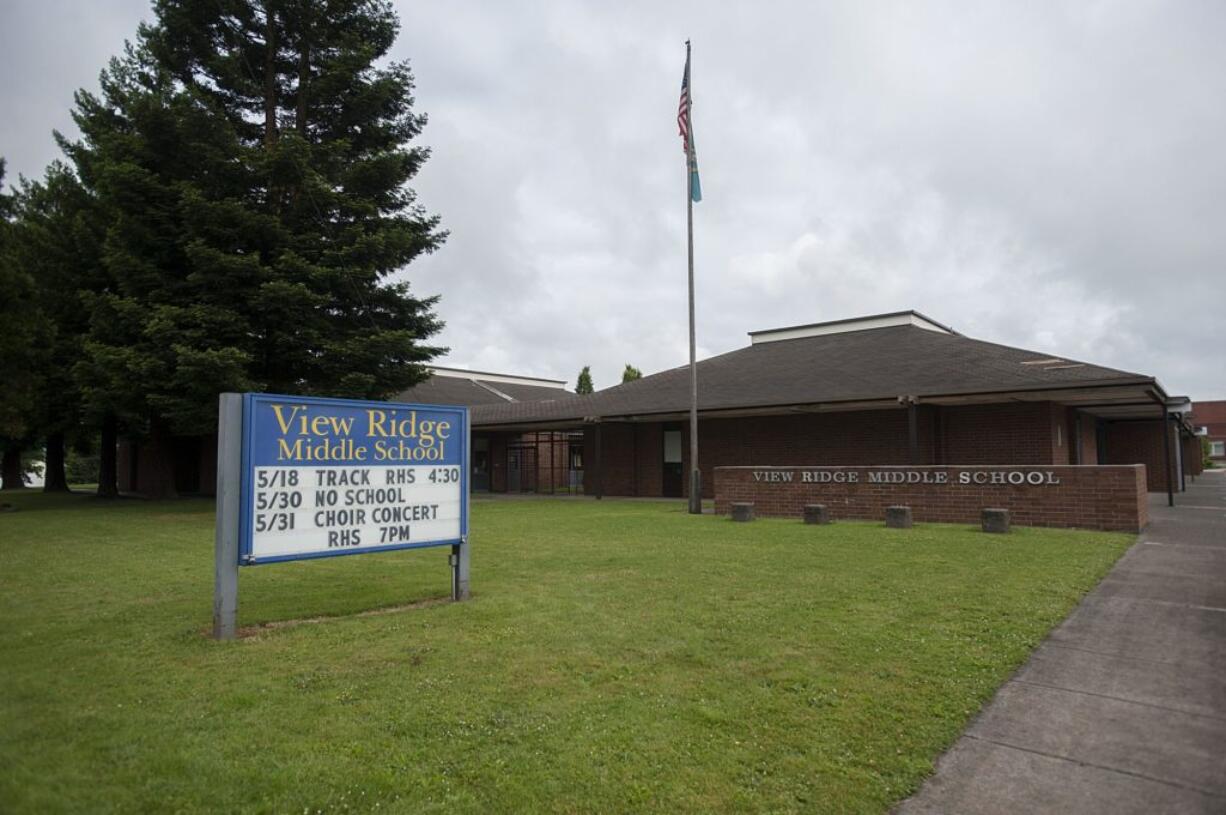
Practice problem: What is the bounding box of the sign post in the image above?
[213,393,242,639]
[452,419,471,600]
[213,392,470,640]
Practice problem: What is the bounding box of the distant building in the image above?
[1191,400,1226,464]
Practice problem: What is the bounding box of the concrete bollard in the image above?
[803,504,831,525]
[731,502,755,522]
[885,505,912,529]
[981,508,1011,534]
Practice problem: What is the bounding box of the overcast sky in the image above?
[3,1,1224,398]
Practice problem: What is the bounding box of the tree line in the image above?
[0,0,445,497]
[572,364,642,394]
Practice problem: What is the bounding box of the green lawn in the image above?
[0,492,1132,814]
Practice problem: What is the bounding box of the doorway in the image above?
[507,444,537,493]
[471,437,490,491]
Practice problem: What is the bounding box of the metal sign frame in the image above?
[213,392,471,640]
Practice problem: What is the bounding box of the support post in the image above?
[1175,428,1186,493]
[213,393,242,640]
[1162,403,1174,507]
[907,399,919,465]
[451,540,470,601]
[452,416,471,600]
[549,431,555,495]
[594,422,603,500]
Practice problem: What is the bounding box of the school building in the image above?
[441,311,1202,504]
[117,310,1203,511]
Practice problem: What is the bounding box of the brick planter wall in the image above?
[714,465,1148,532]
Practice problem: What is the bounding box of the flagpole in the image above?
[686,39,701,515]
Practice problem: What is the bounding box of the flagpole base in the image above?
[688,471,703,515]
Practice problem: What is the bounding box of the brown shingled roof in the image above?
[471,323,1154,427]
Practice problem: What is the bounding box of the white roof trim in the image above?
[429,366,568,389]
[750,312,954,344]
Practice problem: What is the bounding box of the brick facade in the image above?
[579,401,1116,499]
[1191,400,1226,463]
[714,465,1148,533]
[118,434,218,496]
[1183,434,1204,478]
[1100,420,1178,492]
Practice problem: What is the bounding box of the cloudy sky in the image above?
[3,0,1224,398]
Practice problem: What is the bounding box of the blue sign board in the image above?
[237,393,469,565]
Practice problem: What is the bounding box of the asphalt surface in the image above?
[897,470,1226,814]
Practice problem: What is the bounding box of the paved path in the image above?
[897,471,1226,814]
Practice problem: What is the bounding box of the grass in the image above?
[0,491,1132,814]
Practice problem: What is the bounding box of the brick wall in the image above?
[117,434,217,496]
[938,403,1062,465]
[1191,400,1226,462]
[580,402,1071,499]
[1183,434,1204,477]
[1193,401,1226,462]
[714,465,1148,533]
[582,424,632,495]
[680,410,924,499]
[633,423,664,497]
[1101,420,1176,492]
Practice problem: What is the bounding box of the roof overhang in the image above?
[471,377,1176,430]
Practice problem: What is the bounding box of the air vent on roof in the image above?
[748,311,955,344]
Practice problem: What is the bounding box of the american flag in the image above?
[678,46,702,202]
[678,54,692,155]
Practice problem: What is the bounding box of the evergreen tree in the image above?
[621,364,642,383]
[61,1,446,497]
[13,163,106,492]
[0,160,52,490]
[59,45,187,496]
[576,366,594,394]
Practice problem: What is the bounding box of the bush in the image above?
[65,448,100,485]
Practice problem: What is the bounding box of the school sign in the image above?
[214,393,470,639]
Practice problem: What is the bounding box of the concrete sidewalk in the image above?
[897,471,1226,814]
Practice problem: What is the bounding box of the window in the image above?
[1211,441,1226,458]
[663,430,683,464]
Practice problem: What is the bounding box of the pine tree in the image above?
[141,0,445,403]
[61,1,446,497]
[576,366,594,394]
[60,44,190,496]
[13,163,106,492]
[0,160,53,490]
[621,364,642,383]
